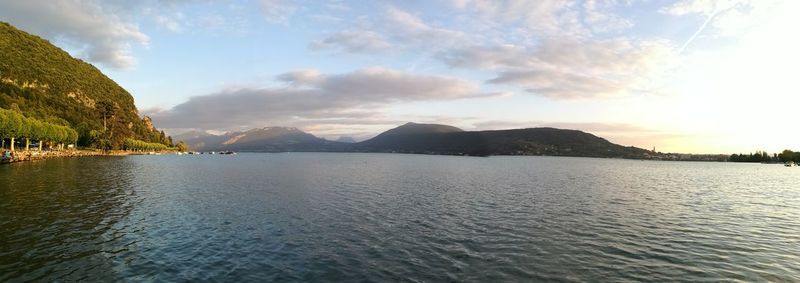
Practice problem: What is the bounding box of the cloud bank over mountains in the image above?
[147,67,500,131]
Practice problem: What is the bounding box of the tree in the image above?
[76,122,93,147]
[124,138,172,151]
[176,141,188,152]
[5,109,21,151]
[96,100,115,133]
[0,110,9,149]
[20,116,32,151]
[0,108,81,151]
[159,130,167,145]
[779,150,794,163]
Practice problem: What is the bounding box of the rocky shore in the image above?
[1,149,164,164]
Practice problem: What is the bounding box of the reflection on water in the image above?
[1,153,799,281]
[0,157,137,281]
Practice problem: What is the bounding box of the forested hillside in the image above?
[0,21,170,149]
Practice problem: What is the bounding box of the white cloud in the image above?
[0,0,149,69]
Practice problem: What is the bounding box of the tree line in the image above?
[729,150,800,163]
[123,138,174,152]
[778,150,800,163]
[0,107,78,151]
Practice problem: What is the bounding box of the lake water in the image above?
[1,153,799,281]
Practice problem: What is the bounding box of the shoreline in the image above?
[0,149,173,164]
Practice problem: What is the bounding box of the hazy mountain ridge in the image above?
[335,136,357,143]
[179,122,652,158]
[175,126,348,152]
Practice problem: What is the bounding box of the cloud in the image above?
[438,1,677,99]
[445,38,676,99]
[310,6,463,54]
[661,0,717,16]
[154,12,185,32]
[383,7,464,44]
[0,0,149,69]
[436,44,530,69]
[276,69,325,85]
[311,2,679,100]
[583,0,633,33]
[309,30,393,53]
[259,0,297,24]
[148,68,495,130]
[449,0,588,37]
[489,70,627,99]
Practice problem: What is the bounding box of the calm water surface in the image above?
[1,153,799,281]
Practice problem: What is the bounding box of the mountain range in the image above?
[175,122,652,158]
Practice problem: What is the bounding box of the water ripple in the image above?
[2,154,800,281]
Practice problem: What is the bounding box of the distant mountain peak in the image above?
[243,126,304,134]
[387,122,464,135]
[336,136,357,143]
[222,133,247,145]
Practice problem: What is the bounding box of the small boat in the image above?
[220,151,236,155]
[785,161,796,167]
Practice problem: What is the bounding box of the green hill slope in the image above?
[356,124,650,157]
[0,21,168,148]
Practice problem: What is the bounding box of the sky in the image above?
[0,0,798,153]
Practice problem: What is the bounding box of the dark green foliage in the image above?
[729,151,786,163]
[0,22,170,149]
[777,150,800,163]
